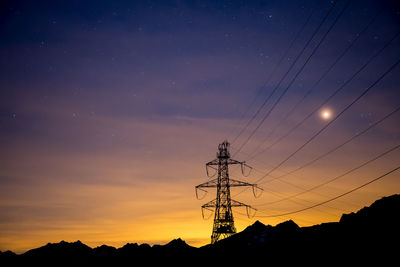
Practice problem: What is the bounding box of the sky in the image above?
[0,0,400,253]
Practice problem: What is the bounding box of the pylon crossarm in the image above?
[206,158,243,166]
[205,159,219,166]
[228,178,263,197]
[195,178,218,189]
[206,164,217,177]
[195,186,208,200]
[230,199,252,208]
[246,206,257,219]
[201,206,214,220]
[227,159,243,165]
[228,178,255,187]
[201,199,217,208]
[252,185,264,198]
[231,199,257,218]
[241,162,253,177]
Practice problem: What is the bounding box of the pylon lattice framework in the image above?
[195,140,260,244]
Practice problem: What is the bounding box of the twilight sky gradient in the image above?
[1,0,400,253]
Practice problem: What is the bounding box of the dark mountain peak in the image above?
[0,250,17,265]
[118,242,152,254]
[251,220,266,228]
[93,244,117,256]
[339,194,400,224]
[138,243,151,249]
[275,220,299,231]
[26,240,92,255]
[252,220,264,226]
[117,242,139,255]
[365,194,399,212]
[95,244,115,249]
[0,250,16,257]
[242,220,269,233]
[57,240,74,244]
[21,240,93,265]
[44,240,86,247]
[119,242,139,249]
[163,238,193,249]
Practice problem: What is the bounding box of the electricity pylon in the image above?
[195,140,261,244]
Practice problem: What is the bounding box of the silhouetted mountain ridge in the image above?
[1,194,399,265]
[209,194,400,253]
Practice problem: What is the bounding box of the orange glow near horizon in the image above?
[1,112,398,254]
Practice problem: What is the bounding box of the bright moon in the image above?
[321,109,331,120]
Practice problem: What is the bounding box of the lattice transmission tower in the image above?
[195,140,261,244]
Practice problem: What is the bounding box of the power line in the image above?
[231,0,339,147]
[231,42,400,197]
[256,142,400,206]
[248,28,400,163]
[230,149,362,210]
[247,6,384,160]
[232,105,400,208]
[235,205,334,225]
[255,165,400,217]
[233,179,352,221]
[233,0,351,156]
[229,6,400,198]
[261,105,400,184]
[253,34,400,185]
[231,7,398,194]
[231,98,400,193]
[232,7,316,140]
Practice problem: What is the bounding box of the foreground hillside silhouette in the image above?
[1,194,399,265]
